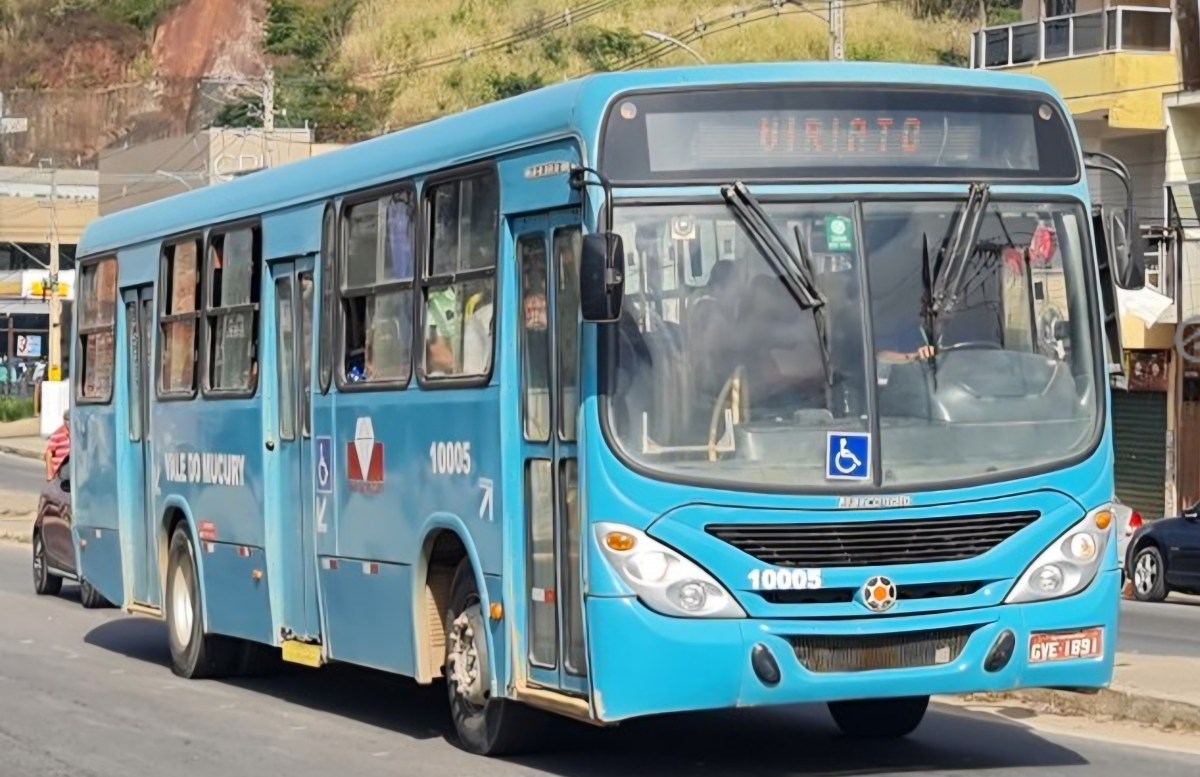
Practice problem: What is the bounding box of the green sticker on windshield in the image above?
[825,216,854,252]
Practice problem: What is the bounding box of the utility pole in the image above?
[829,0,844,61]
[48,164,62,383]
[263,68,276,133]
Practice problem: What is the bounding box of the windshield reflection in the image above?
[606,200,1099,490]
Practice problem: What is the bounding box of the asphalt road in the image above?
[0,452,43,494]
[1118,597,1200,656]
[2,545,1199,777]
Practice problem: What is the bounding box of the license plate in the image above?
[1028,628,1103,663]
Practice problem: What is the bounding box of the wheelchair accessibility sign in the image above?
[826,432,870,481]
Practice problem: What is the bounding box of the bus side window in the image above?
[342,189,415,385]
[78,257,118,403]
[422,170,499,381]
[520,234,550,441]
[159,238,202,396]
[205,226,261,395]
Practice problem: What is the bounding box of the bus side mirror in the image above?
[580,232,625,323]
[1109,209,1145,291]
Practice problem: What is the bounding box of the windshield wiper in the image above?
[720,182,831,385]
[930,182,991,317]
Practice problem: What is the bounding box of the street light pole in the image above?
[48,165,62,384]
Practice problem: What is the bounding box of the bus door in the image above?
[267,257,320,641]
[513,210,588,696]
[122,284,157,607]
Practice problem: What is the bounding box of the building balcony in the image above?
[971,6,1177,130]
[972,6,1172,69]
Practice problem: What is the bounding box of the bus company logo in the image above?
[862,575,897,613]
[347,417,384,493]
[837,495,913,509]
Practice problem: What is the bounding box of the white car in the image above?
[1113,495,1143,577]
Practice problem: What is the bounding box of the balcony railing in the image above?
[972,6,1172,69]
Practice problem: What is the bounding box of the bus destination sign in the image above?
[599,85,1079,184]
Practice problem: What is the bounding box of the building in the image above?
[972,0,1197,518]
[0,164,94,371]
[99,127,343,215]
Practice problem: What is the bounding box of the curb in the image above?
[0,532,31,544]
[0,444,40,461]
[959,687,1200,734]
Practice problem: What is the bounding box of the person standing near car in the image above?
[44,408,70,481]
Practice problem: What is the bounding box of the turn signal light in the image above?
[1093,509,1112,531]
[605,531,637,552]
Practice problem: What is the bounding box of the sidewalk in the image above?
[954,652,1200,733]
[0,417,44,461]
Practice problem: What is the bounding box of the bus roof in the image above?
[79,62,1062,256]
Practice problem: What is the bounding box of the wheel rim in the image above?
[171,563,194,648]
[1134,552,1158,595]
[32,537,45,586]
[447,605,486,710]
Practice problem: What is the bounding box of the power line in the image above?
[353,0,631,83]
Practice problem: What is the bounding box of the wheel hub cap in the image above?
[447,609,485,707]
[1134,554,1157,595]
[171,565,193,647]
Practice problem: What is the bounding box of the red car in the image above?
[31,461,111,609]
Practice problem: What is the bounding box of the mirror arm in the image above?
[1084,151,1135,220]
[570,165,615,232]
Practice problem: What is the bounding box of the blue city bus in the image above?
[62,62,1143,755]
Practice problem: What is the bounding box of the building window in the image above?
[159,238,201,396]
[76,257,118,402]
[342,189,415,385]
[422,170,499,381]
[205,226,261,394]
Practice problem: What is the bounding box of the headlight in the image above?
[594,522,745,618]
[1005,505,1113,604]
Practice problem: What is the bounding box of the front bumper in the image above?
[586,568,1119,723]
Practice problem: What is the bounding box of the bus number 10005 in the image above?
[748,568,823,591]
[429,441,472,476]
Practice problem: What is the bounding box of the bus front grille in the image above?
[707,512,1039,568]
[788,626,977,673]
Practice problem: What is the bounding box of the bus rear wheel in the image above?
[828,695,929,740]
[445,559,544,756]
[165,525,240,679]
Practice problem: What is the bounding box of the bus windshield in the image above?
[606,199,1100,490]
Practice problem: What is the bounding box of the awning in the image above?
[1116,286,1176,328]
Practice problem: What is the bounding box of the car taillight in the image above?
[1126,512,1143,535]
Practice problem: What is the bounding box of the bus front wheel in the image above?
[828,695,929,740]
[445,559,544,756]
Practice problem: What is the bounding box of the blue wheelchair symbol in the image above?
[316,436,333,494]
[826,432,870,481]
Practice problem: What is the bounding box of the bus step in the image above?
[280,640,323,668]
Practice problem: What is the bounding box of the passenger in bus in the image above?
[462,288,494,375]
[686,259,740,403]
[738,274,826,414]
[426,287,460,375]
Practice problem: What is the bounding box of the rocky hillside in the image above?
[0,0,1012,164]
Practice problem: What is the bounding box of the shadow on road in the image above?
[84,617,1091,776]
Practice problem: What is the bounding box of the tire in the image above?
[828,696,929,740]
[32,531,63,596]
[1132,545,1169,603]
[80,578,110,609]
[165,525,240,679]
[445,560,545,756]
